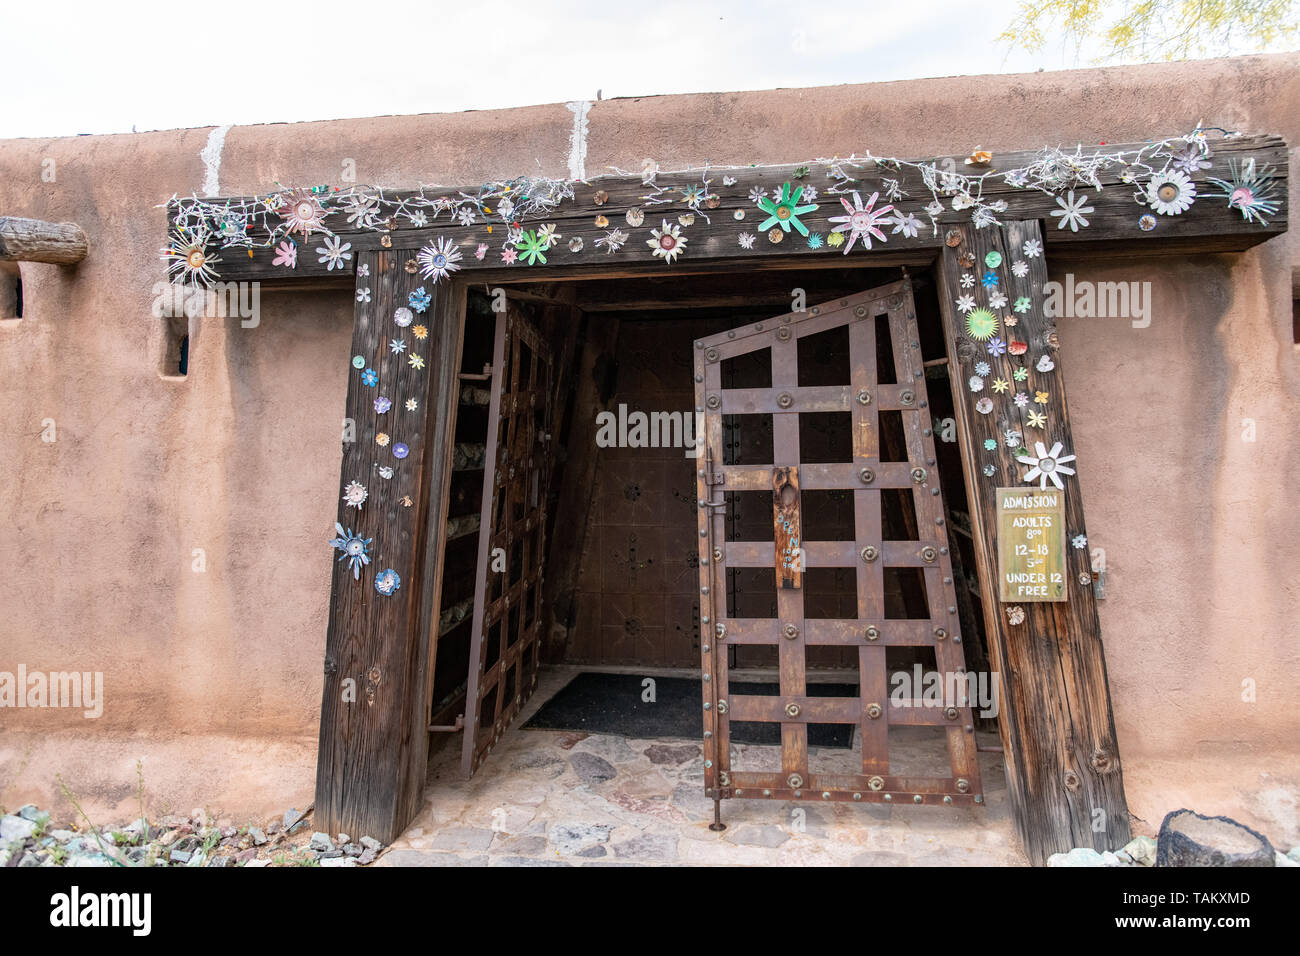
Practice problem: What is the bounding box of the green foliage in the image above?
[1000,0,1299,61]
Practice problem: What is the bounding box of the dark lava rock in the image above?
[569,751,617,785]
[1156,809,1275,867]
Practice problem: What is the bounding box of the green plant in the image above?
[999,0,1299,62]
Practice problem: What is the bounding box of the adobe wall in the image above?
[1,52,1296,844]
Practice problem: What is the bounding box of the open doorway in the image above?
[423,264,999,810]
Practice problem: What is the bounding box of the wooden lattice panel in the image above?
[695,280,983,805]
[461,303,555,774]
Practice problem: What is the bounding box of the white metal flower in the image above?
[1146,170,1196,216]
[1036,354,1055,373]
[356,287,371,303]
[968,375,985,392]
[316,236,353,270]
[408,211,429,228]
[342,481,367,510]
[1006,606,1026,626]
[1072,534,1088,549]
[1022,238,1043,258]
[343,194,379,229]
[889,211,921,238]
[538,223,561,247]
[738,232,756,249]
[989,291,1008,310]
[594,228,629,254]
[389,338,406,354]
[955,294,976,314]
[747,186,765,204]
[1011,260,1028,277]
[960,272,975,288]
[1050,190,1094,232]
[648,220,687,263]
[456,206,477,227]
[417,235,462,283]
[1017,440,1077,490]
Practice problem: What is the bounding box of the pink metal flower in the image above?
[272,240,297,268]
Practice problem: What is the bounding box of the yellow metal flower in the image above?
[1026,410,1047,429]
[991,378,1009,393]
[413,325,428,340]
[409,354,425,370]
[1034,391,1049,405]
[376,432,390,447]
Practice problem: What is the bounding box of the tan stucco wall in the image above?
[2,53,1297,845]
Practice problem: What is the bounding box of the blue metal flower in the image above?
[987,338,1007,357]
[374,568,401,596]
[409,287,432,313]
[329,523,372,580]
[362,368,378,387]
[981,270,999,288]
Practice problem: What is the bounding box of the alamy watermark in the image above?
[151,281,261,329]
[595,404,703,458]
[0,666,103,718]
[1043,274,1151,328]
[889,666,1000,719]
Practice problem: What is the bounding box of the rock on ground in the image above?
[1157,809,1276,867]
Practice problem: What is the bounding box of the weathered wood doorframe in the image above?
[932,221,1131,864]
[313,248,1131,862]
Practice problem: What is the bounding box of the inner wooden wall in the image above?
[563,315,712,667]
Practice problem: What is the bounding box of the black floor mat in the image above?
[523,672,857,748]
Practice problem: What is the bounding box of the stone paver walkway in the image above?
[378,667,1026,866]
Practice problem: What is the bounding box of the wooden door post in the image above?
[936,221,1131,865]
[315,250,464,844]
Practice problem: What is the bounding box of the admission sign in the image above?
[996,487,1067,602]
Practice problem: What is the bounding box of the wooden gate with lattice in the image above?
[694,279,983,807]
[461,302,556,774]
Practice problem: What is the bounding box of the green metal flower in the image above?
[515,229,548,266]
[757,182,818,237]
[965,307,998,341]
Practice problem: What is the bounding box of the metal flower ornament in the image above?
[1017,441,1077,491]
[329,523,372,580]
[417,236,462,282]
[757,182,819,237]
[828,191,894,252]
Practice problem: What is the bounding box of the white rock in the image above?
[1275,851,1299,867]
[0,815,36,842]
[320,856,357,867]
[1289,847,1300,864]
[1047,847,1106,867]
[1121,835,1158,866]
[243,858,271,867]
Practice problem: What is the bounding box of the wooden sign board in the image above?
[995,487,1067,602]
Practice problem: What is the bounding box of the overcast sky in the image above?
[0,0,1277,140]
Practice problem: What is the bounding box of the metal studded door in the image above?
[462,300,555,775]
[694,279,982,809]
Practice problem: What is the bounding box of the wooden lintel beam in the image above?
[171,134,1288,286]
[0,217,88,264]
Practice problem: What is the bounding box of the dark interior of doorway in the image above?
[424,265,998,773]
